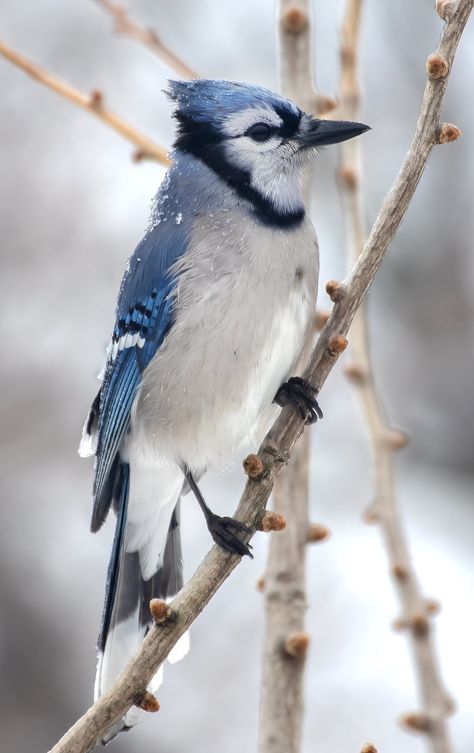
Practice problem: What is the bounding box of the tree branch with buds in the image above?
[94,0,198,79]
[0,2,201,164]
[46,2,472,751]
[337,2,457,751]
[258,3,334,752]
[0,40,169,164]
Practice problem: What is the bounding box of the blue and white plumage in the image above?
[79,79,369,741]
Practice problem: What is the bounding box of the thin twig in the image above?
[258,2,328,752]
[277,0,337,115]
[94,0,198,79]
[337,2,455,751]
[0,40,169,165]
[46,3,472,750]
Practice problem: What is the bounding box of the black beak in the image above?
[298,115,370,148]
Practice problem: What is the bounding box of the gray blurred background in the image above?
[1,1,473,752]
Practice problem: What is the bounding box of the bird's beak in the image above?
[297,115,370,148]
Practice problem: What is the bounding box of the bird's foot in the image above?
[206,513,254,559]
[274,377,323,425]
[184,469,253,558]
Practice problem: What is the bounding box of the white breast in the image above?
[230,282,313,452]
[131,211,318,471]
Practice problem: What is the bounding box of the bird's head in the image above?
[167,79,369,226]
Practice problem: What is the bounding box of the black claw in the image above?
[207,513,254,558]
[274,376,323,425]
[184,469,254,558]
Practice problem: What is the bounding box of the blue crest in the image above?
[166,79,302,127]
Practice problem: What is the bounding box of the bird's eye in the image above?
[246,123,272,142]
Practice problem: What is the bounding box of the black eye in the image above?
[246,123,272,142]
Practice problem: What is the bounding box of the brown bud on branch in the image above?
[281,7,309,33]
[393,614,432,637]
[364,504,380,524]
[317,94,338,115]
[344,362,368,384]
[426,53,449,79]
[392,564,409,581]
[306,523,330,543]
[384,428,409,450]
[284,631,310,660]
[325,279,346,302]
[425,599,441,616]
[243,453,265,480]
[149,599,172,624]
[132,148,148,162]
[327,334,348,356]
[360,745,378,753]
[411,613,430,638]
[89,89,104,109]
[438,122,461,143]
[139,691,160,713]
[258,510,287,532]
[400,711,431,733]
[338,165,358,190]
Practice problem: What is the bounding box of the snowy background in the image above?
[0,1,473,752]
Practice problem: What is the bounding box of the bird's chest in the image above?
[176,216,317,409]
[136,216,318,466]
[237,244,315,425]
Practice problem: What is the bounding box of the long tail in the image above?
[95,461,189,744]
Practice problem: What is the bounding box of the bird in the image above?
[79,79,369,740]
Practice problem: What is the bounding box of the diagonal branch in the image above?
[0,40,169,165]
[94,0,198,79]
[337,2,456,751]
[47,2,472,750]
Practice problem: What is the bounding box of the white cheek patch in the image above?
[225,136,282,172]
[221,106,307,215]
[252,158,305,213]
[222,107,283,137]
[225,138,306,215]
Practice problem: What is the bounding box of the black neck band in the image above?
[175,124,304,229]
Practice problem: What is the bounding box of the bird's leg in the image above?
[184,470,253,558]
[274,376,323,425]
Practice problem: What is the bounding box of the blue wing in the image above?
[89,213,190,533]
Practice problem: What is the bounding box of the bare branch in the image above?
[94,0,198,79]
[0,40,169,165]
[258,2,332,751]
[47,2,472,750]
[337,2,456,751]
[278,0,337,115]
[258,433,311,753]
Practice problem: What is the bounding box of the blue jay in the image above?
[79,79,368,739]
